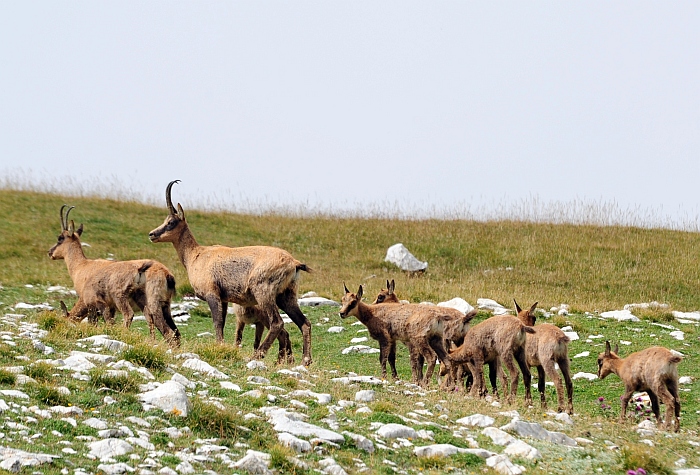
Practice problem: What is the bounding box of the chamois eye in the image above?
[376,295,384,303]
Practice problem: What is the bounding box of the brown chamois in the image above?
[149,181,311,365]
[597,341,681,431]
[449,314,534,404]
[232,303,293,361]
[339,284,452,386]
[515,300,573,414]
[373,280,475,386]
[48,205,181,347]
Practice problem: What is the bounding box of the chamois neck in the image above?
[172,225,200,268]
[607,356,624,376]
[353,301,378,326]
[64,241,88,276]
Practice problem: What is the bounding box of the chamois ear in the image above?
[389,279,395,294]
[59,301,68,318]
[67,220,75,237]
[343,282,350,294]
[357,285,363,299]
[614,344,619,354]
[76,223,84,237]
[514,299,522,314]
[605,341,611,356]
[529,302,538,313]
[177,203,186,221]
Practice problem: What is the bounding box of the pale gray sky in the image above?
[1,3,699,226]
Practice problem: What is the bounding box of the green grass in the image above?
[0,189,700,475]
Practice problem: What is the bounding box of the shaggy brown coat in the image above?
[48,206,180,347]
[597,341,681,431]
[340,284,452,385]
[149,181,311,365]
[515,300,573,414]
[449,315,534,404]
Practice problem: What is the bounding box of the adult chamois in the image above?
[48,205,181,347]
[149,180,312,365]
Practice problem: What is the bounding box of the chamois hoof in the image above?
[277,354,295,365]
[301,356,312,367]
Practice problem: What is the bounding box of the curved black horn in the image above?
[64,206,76,227]
[60,204,68,230]
[166,180,181,215]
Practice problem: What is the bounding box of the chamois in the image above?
[149,180,312,365]
[597,341,681,431]
[449,314,534,404]
[373,280,475,385]
[515,300,573,414]
[339,284,452,386]
[232,304,293,362]
[48,205,181,347]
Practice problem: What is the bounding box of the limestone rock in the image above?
[355,390,375,403]
[486,454,526,475]
[342,431,374,453]
[413,444,495,459]
[278,433,312,453]
[87,439,134,460]
[376,423,418,440]
[437,298,474,315]
[181,358,229,379]
[138,381,191,417]
[501,420,577,446]
[385,243,428,272]
[456,414,494,428]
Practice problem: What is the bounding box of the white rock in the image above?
[486,454,526,475]
[355,390,375,403]
[350,337,368,344]
[181,358,229,379]
[88,438,134,459]
[672,311,700,321]
[341,345,380,355]
[288,389,332,405]
[563,331,579,341]
[231,453,272,475]
[385,243,427,272]
[555,412,574,425]
[600,310,640,322]
[327,326,345,333]
[298,296,339,307]
[246,360,267,370]
[413,444,495,459]
[572,372,597,381]
[456,414,494,428]
[504,439,541,460]
[83,418,109,430]
[248,375,271,385]
[670,330,685,340]
[96,463,134,475]
[376,423,418,440]
[266,408,344,443]
[573,351,590,358]
[477,299,509,315]
[437,298,473,315]
[331,375,385,385]
[278,432,312,453]
[137,381,191,417]
[0,390,29,399]
[220,381,242,391]
[171,373,195,389]
[59,354,95,372]
[342,431,375,453]
[679,376,693,385]
[501,420,577,446]
[240,389,264,398]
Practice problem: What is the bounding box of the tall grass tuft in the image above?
[25,362,55,382]
[178,400,275,445]
[28,383,70,406]
[122,343,169,371]
[620,444,672,475]
[89,368,141,393]
[188,340,241,362]
[0,369,17,386]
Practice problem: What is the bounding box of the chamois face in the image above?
[149,211,185,243]
[597,341,619,379]
[339,285,363,319]
[373,279,398,304]
[48,223,83,260]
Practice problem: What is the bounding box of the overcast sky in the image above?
[1,3,699,226]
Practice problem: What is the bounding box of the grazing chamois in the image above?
[232,303,293,362]
[339,284,453,385]
[373,280,475,385]
[597,341,681,431]
[149,180,312,365]
[449,314,534,404]
[515,300,573,414]
[48,205,181,347]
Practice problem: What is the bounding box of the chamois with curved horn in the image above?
[48,205,181,347]
[149,180,312,365]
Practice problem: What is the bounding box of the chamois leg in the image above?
[558,357,574,415]
[669,379,681,431]
[67,299,91,323]
[647,390,661,425]
[234,319,246,347]
[514,347,532,405]
[277,289,312,366]
[500,351,520,403]
[487,361,498,396]
[426,336,450,386]
[276,327,294,365]
[655,385,678,431]
[536,365,547,408]
[619,386,634,423]
[252,303,283,361]
[467,358,485,398]
[205,295,227,342]
[115,298,135,329]
[388,341,398,380]
[543,360,566,413]
[495,358,509,400]
[159,303,181,348]
[408,346,421,384]
[377,337,391,380]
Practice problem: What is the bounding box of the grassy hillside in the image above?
[2,189,700,313]
[0,190,699,475]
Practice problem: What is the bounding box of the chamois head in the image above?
[514,300,538,326]
[149,180,187,243]
[339,283,363,319]
[48,205,83,260]
[373,279,398,304]
[597,340,620,379]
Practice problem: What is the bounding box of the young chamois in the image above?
[449,314,534,404]
[48,205,181,347]
[339,284,453,385]
[373,280,475,385]
[232,304,293,362]
[149,181,312,365]
[515,300,573,414]
[597,341,681,431]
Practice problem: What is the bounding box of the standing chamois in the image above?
[232,303,293,361]
[515,300,573,414]
[597,341,681,431]
[340,284,453,386]
[373,280,475,385]
[449,314,534,404]
[149,180,312,365]
[48,205,181,347]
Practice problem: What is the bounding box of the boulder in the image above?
[138,381,191,417]
[385,243,427,272]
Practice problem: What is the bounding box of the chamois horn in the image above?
[62,205,76,231]
[60,204,68,230]
[165,180,181,215]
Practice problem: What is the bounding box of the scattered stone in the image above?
[477,298,510,315]
[181,358,229,379]
[0,390,29,399]
[572,372,597,381]
[96,463,135,474]
[138,381,191,417]
[83,418,109,430]
[327,326,345,334]
[376,423,418,440]
[298,296,339,307]
[288,389,332,405]
[413,444,495,459]
[456,414,495,428]
[332,375,385,385]
[231,452,272,475]
[246,360,267,370]
[573,351,590,358]
[220,381,242,391]
[679,376,693,385]
[342,431,374,453]
[87,439,134,460]
[501,420,577,446]
[486,454,526,475]
[355,390,375,403]
[438,298,474,314]
[341,345,380,355]
[600,310,640,322]
[265,408,345,443]
[278,433,312,453]
[385,243,427,272]
[241,389,264,398]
